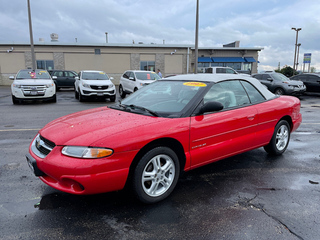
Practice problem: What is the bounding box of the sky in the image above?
[1,0,320,72]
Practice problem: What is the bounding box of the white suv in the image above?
[75,70,116,102]
[119,70,161,98]
[10,69,56,104]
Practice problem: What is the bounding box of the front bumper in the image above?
[12,86,56,99]
[27,136,138,195]
[287,86,306,95]
[80,88,116,97]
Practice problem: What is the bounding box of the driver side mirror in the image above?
[75,76,79,80]
[199,101,224,114]
[129,77,135,81]
[267,78,273,82]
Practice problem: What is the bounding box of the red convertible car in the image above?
[26,74,302,203]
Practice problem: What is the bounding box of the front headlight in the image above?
[45,83,54,88]
[82,83,90,88]
[62,146,113,159]
[13,84,21,88]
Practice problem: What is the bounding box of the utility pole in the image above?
[27,0,36,70]
[194,0,199,73]
[291,27,301,73]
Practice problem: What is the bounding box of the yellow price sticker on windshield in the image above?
[183,82,207,87]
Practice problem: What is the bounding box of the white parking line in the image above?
[0,129,40,132]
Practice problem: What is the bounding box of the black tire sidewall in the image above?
[265,120,290,155]
[133,147,180,204]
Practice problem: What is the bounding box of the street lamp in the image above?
[194,0,199,74]
[296,43,301,71]
[27,0,36,70]
[291,27,301,72]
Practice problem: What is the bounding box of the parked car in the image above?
[251,71,306,95]
[26,74,302,203]
[290,73,320,93]
[48,70,78,90]
[10,69,56,104]
[205,67,241,74]
[74,70,116,102]
[119,70,161,98]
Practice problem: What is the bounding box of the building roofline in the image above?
[0,42,264,51]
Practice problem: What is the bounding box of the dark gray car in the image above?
[48,70,78,90]
[252,71,306,95]
[290,73,320,93]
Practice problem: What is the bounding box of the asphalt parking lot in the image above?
[1,86,320,240]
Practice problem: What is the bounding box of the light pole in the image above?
[296,43,301,71]
[291,27,301,72]
[27,0,36,70]
[194,0,199,73]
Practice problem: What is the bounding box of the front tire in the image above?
[109,95,116,102]
[264,120,290,155]
[75,90,79,99]
[133,147,180,204]
[274,88,285,95]
[79,91,85,102]
[119,85,126,98]
[12,95,20,104]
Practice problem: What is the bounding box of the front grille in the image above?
[21,85,46,96]
[32,134,56,158]
[90,85,109,90]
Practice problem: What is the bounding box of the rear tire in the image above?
[132,147,180,204]
[264,120,290,155]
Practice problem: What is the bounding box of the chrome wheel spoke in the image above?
[142,154,175,197]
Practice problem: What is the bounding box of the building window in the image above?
[94,49,101,55]
[140,61,155,71]
[37,60,54,70]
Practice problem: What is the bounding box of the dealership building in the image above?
[0,40,263,85]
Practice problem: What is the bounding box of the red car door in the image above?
[189,80,259,169]
[190,106,258,169]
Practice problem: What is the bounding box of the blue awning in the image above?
[244,57,256,62]
[198,57,213,63]
[211,57,246,63]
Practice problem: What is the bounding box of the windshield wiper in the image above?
[116,104,159,117]
[118,104,158,117]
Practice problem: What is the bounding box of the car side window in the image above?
[123,72,129,79]
[241,81,265,103]
[309,76,318,83]
[129,72,135,80]
[65,71,76,77]
[53,71,63,77]
[216,68,226,73]
[252,74,261,80]
[226,68,236,74]
[261,74,270,80]
[203,80,250,108]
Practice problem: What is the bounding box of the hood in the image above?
[39,107,169,147]
[288,80,304,86]
[81,79,112,85]
[13,79,54,85]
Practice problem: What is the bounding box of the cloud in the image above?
[1,0,320,71]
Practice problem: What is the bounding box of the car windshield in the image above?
[82,72,109,80]
[114,80,208,117]
[16,70,51,79]
[272,73,291,82]
[135,72,161,81]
